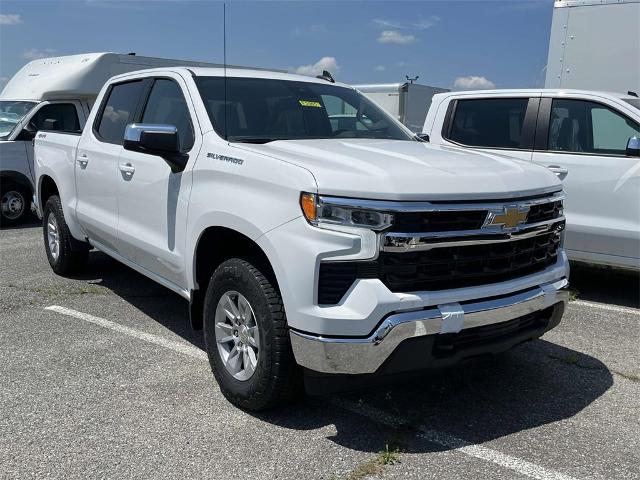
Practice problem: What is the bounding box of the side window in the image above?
[548,99,640,155]
[321,94,377,133]
[448,98,530,149]
[96,80,144,144]
[141,78,194,152]
[31,103,80,133]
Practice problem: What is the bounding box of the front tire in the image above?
[203,258,302,411]
[0,180,31,227]
[43,195,89,275]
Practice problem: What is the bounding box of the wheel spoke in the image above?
[225,346,241,372]
[221,293,241,321]
[216,321,234,333]
[217,335,234,344]
[247,326,259,348]
[238,295,252,322]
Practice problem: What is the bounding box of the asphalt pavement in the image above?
[1,221,638,480]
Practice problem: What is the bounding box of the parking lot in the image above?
[1,221,638,480]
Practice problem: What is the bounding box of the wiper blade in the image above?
[231,137,277,144]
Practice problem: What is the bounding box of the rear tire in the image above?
[203,258,302,411]
[43,195,89,275]
[0,180,31,227]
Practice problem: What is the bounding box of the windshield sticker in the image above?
[298,100,322,108]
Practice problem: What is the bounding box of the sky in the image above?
[0,0,555,90]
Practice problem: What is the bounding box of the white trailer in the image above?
[354,82,448,132]
[545,0,640,94]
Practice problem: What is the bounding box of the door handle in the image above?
[77,155,88,169]
[119,163,135,176]
[546,165,568,176]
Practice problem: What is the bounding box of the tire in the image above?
[203,258,302,411]
[0,180,31,227]
[43,195,89,275]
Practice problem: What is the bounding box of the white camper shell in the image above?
[0,52,244,226]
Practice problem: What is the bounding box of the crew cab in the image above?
[35,67,569,410]
[423,89,640,271]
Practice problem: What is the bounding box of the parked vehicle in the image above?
[35,67,569,410]
[0,52,239,226]
[423,89,640,271]
[545,0,639,95]
[354,82,448,132]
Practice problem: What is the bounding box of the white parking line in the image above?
[46,304,581,480]
[332,399,580,480]
[571,300,640,316]
[45,305,207,360]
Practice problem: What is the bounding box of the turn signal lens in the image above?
[300,192,317,223]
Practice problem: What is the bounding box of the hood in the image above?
[233,139,561,201]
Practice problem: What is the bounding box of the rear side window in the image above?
[447,98,529,149]
[141,78,194,152]
[96,80,144,144]
[31,103,80,133]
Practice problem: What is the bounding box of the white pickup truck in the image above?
[35,67,569,410]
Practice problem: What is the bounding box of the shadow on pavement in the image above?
[76,251,613,454]
[570,262,639,308]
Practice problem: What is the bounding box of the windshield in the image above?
[0,101,37,140]
[194,77,413,143]
[623,98,640,111]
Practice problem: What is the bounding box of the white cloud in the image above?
[294,56,339,76]
[453,76,496,90]
[373,16,440,30]
[0,14,22,25]
[378,30,416,45]
[22,48,57,60]
[374,65,386,72]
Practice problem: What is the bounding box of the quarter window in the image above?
[96,80,145,144]
[31,103,80,133]
[548,99,640,155]
[448,98,530,149]
[141,79,194,152]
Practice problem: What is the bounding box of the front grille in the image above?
[317,229,562,304]
[432,307,553,357]
[390,199,564,233]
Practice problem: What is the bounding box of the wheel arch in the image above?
[0,170,33,192]
[38,174,60,212]
[189,225,279,330]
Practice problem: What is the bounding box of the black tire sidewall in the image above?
[42,195,87,275]
[203,260,279,407]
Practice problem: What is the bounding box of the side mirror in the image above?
[16,127,37,142]
[42,118,60,131]
[626,136,640,157]
[415,133,429,142]
[123,123,187,172]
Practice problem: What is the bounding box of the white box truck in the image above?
[354,82,448,133]
[0,52,251,226]
[545,0,640,95]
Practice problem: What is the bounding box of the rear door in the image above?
[116,74,200,290]
[532,96,640,265]
[75,79,147,250]
[438,96,539,162]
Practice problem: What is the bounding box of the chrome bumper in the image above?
[290,278,568,375]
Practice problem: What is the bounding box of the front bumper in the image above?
[290,278,568,375]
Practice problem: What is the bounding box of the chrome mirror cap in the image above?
[626,136,640,157]
[124,123,178,142]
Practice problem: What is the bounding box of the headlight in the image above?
[300,193,393,231]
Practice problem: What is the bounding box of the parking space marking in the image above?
[333,399,581,480]
[46,304,581,480]
[45,305,207,360]
[571,300,640,316]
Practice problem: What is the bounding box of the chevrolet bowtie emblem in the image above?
[487,206,529,230]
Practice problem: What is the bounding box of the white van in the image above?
[0,52,238,226]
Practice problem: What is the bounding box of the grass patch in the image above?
[377,444,401,465]
[549,351,580,365]
[568,288,580,302]
[344,444,401,480]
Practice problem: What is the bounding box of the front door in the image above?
[532,97,640,264]
[116,76,199,289]
[75,80,146,251]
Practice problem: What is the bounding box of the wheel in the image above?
[43,195,89,275]
[0,180,31,227]
[203,258,302,411]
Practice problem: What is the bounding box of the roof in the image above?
[437,88,637,101]
[554,0,639,8]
